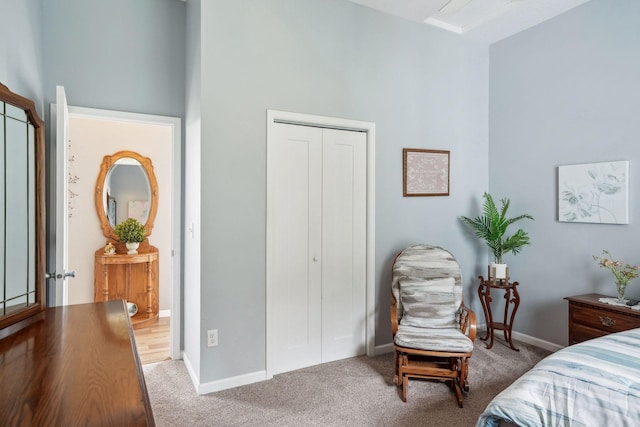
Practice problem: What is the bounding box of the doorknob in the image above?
[45,271,76,280]
[313,256,319,262]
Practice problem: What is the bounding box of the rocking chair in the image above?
[390,245,477,407]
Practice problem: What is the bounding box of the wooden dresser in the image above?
[565,293,640,344]
[0,300,154,426]
[95,244,159,328]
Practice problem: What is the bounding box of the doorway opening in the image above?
[56,104,182,361]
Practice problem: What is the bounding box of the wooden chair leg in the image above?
[402,374,408,402]
[461,357,470,392]
[453,381,463,408]
[393,351,400,385]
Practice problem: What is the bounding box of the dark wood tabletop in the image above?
[0,300,154,426]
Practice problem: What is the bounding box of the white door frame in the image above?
[265,110,375,379]
[66,106,182,360]
[53,87,70,306]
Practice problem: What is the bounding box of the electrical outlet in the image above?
[207,329,218,347]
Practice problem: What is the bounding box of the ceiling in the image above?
[346,0,591,43]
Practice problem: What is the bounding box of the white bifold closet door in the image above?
[270,122,366,375]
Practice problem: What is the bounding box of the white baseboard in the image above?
[477,323,564,353]
[196,370,267,395]
[374,342,394,355]
[159,309,171,318]
[182,352,267,395]
[511,330,563,352]
[182,351,200,393]
[182,328,562,396]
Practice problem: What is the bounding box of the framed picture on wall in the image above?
[558,160,629,224]
[403,149,450,196]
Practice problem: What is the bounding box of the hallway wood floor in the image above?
[134,316,170,365]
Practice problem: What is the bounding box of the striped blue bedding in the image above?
[476,328,640,427]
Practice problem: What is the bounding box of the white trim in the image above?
[511,330,563,353]
[159,309,171,318]
[183,351,267,395]
[424,18,464,34]
[51,88,70,307]
[182,351,200,392]
[197,370,268,395]
[374,343,394,355]
[67,105,183,361]
[476,324,563,353]
[265,110,376,378]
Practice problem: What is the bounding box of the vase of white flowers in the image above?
[593,250,640,302]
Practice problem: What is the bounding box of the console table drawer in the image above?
[571,305,640,332]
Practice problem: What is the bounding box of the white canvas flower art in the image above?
[558,161,629,224]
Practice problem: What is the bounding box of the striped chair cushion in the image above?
[394,325,473,353]
[391,245,462,322]
[399,276,459,329]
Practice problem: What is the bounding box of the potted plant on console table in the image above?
[114,218,146,254]
[460,192,534,279]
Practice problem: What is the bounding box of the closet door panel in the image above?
[270,123,323,375]
[321,128,367,363]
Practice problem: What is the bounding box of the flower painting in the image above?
[558,161,629,224]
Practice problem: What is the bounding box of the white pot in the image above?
[126,301,138,317]
[490,263,508,279]
[126,242,140,254]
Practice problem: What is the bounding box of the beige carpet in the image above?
[143,339,550,427]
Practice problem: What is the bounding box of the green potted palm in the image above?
[460,192,534,279]
[114,218,146,254]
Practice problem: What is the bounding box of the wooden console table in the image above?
[0,301,154,426]
[478,275,520,351]
[565,293,640,344]
[95,245,159,328]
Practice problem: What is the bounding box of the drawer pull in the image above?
[599,316,616,327]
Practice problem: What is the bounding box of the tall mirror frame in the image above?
[0,83,46,332]
[95,150,158,241]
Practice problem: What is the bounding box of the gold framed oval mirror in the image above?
[95,150,158,241]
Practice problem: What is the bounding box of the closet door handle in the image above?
[313,256,319,262]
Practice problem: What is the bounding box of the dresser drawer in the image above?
[566,294,640,345]
[571,305,640,333]
[570,323,613,344]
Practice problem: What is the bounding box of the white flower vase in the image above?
[125,242,140,255]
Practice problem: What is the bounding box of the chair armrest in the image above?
[459,304,477,342]
[390,291,399,336]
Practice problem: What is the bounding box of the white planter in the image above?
[126,242,140,254]
[126,301,138,317]
[490,263,508,279]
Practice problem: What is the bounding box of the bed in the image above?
[476,328,640,427]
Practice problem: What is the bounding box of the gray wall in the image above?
[0,0,44,115]
[42,0,186,118]
[490,0,640,345]
[196,0,489,383]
